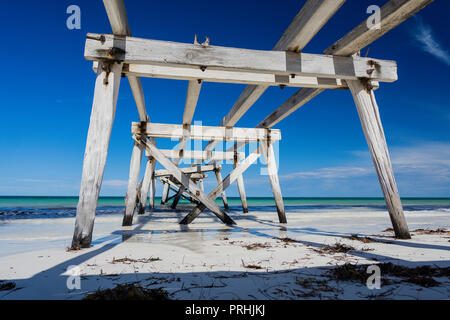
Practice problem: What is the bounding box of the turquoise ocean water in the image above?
[0,196,449,220]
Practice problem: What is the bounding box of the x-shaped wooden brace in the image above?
[180,143,264,224]
[134,135,236,225]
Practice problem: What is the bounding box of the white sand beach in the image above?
[0,207,449,300]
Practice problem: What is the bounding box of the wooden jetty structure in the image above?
[71,0,434,248]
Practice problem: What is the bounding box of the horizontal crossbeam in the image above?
[155,164,220,177]
[146,149,243,161]
[85,33,398,83]
[121,63,350,89]
[133,122,281,142]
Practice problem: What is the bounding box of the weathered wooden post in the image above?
[214,168,229,211]
[261,139,287,223]
[161,183,170,204]
[137,157,155,215]
[71,61,123,248]
[171,174,191,209]
[198,179,205,192]
[122,140,143,226]
[149,174,156,210]
[348,79,410,239]
[234,152,248,213]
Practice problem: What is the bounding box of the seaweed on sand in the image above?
[0,281,16,291]
[327,262,449,287]
[110,257,161,264]
[314,243,356,254]
[412,228,450,235]
[84,284,169,300]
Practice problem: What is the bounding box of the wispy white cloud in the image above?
[103,179,129,187]
[280,166,372,180]
[282,142,450,184]
[412,17,450,66]
[15,178,61,183]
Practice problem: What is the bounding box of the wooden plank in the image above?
[161,176,200,203]
[265,0,434,131]
[103,0,131,36]
[134,122,281,142]
[259,88,325,128]
[214,169,229,211]
[348,79,410,239]
[180,145,263,224]
[171,174,191,209]
[72,61,123,249]
[325,0,435,56]
[183,80,202,124]
[137,157,155,215]
[102,0,148,122]
[139,138,236,225]
[260,141,286,223]
[127,75,147,121]
[274,0,346,52]
[161,182,170,204]
[200,0,346,158]
[148,160,156,211]
[146,149,244,161]
[123,64,349,89]
[86,34,398,83]
[234,153,248,213]
[155,164,220,177]
[198,179,204,192]
[122,141,143,226]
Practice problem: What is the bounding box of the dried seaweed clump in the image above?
[328,263,449,287]
[0,280,16,291]
[84,284,169,300]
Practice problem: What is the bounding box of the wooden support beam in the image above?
[214,169,229,211]
[122,63,349,89]
[146,149,244,161]
[198,179,204,192]
[183,80,202,124]
[161,182,170,204]
[102,0,148,122]
[234,153,248,213]
[180,145,263,225]
[260,141,286,223]
[161,176,200,204]
[274,0,346,52]
[138,157,155,215]
[138,138,236,225]
[71,61,123,249]
[86,34,398,83]
[134,122,281,142]
[171,174,191,209]
[155,164,220,177]
[325,0,434,56]
[348,79,410,239]
[122,141,143,226]
[262,0,434,131]
[259,88,325,128]
[149,170,156,210]
[200,0,346,158]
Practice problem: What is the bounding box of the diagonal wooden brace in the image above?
[136,136,236,225]
[180,144,263,224]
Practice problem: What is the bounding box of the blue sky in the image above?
[0,0,449,197]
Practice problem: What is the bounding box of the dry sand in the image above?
[0,207,449,300]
